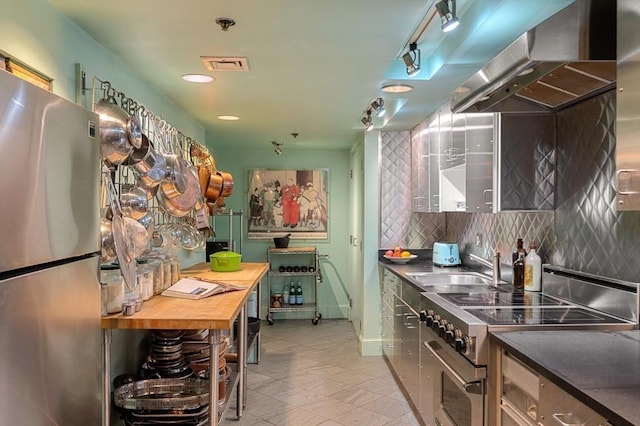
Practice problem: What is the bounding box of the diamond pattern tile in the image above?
[379,92,640,283]
[500,115,555,210]
[553,91,640,281]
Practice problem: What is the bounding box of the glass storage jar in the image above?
[100,264,124,315]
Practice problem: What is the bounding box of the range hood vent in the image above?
[452,0,616,113]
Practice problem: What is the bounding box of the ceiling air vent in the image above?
[201,56,249,71]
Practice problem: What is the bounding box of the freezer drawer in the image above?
[0,256,101,425]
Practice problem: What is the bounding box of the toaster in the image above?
[433,242,461,266]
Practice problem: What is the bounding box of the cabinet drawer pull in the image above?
[552,413,585,426]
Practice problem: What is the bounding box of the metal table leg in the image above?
[103,329,111,426]
[209,329,221,425]
[237,305,247,416]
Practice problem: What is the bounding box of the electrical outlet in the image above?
[475,233,483,247]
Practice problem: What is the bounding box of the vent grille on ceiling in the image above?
[201,56,249,71]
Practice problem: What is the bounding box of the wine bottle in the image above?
[512,238,527,264]
[295,281,303,305]
[513,253,525,290]
[288,281,296,305]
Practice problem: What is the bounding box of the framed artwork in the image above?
[247,169,329,240]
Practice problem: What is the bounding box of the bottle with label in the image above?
[524,242,542,292]
[513,253,525,290]
[282,282,289,306]
[288,281,296,305]
[512,238,527,264]
[295,281,303,305]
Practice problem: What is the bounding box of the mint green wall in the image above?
[1,0,207,269]
[0,0,205,141]
[210,147,352,319]
[1,0,208,397]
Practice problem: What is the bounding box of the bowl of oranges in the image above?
[383,247,417,264]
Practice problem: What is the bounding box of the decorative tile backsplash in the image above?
[380,91,640,282]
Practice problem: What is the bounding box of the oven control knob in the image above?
[437,319,448,337]
[444,324,455,343]
[424,310,435,327]
[431,315,441,332]
[455,336,469,353]
[445,330,455,343]
[419,310,427,322]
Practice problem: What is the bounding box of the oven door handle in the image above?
[423,341,483,395]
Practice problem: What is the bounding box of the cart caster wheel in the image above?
[312,318,318,325]
[268,318,274,325]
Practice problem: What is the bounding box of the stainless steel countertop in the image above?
[490,330,640,426]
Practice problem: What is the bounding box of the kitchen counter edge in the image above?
[490,330,640,426]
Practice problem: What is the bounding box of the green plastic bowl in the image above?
[210,251,242,272]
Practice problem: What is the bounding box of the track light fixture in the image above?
[435,0,460,33]
[272,141,283,155]
[370,97,385,117]
[361,109,374,131]
[402,42,421,77]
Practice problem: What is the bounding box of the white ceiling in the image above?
[49,0,574,150]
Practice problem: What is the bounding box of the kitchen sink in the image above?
[406,272,492,285]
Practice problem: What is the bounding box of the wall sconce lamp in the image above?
[272,141,283,155]
[370,97,385,117]
[435,0,460,33]
[361,109,374,131]
[402,43,421,77]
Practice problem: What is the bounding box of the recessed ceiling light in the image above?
[182,74,214,83]
[217,115,240,121]
[381,84,413,93]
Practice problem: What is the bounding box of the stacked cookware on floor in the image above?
[112,329,231,425]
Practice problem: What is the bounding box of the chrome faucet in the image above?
[469,251,501,285]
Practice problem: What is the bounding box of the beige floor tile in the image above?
[222,319,422,426]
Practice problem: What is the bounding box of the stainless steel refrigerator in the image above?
[0,70,102,424]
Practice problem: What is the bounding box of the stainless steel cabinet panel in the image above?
[538,377,608,426]
[466,113,496,213]
[615,0,640,211]
[396,297,421,411]
[467,153,494,212]
[498,114,556,211]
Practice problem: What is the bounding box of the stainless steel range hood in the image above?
[452,0,616,113]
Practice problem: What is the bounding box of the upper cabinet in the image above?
[615,0,640,211]
[412,109,557,213]
[411,107,497,213]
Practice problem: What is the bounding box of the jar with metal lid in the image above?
[167,255,180,285]
[136,259,154,301]
[100,264,124,315]
[123,269,140,305]
[161,256,173,291]
[146,257,164,295]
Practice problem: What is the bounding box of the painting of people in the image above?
[247,169,328,239]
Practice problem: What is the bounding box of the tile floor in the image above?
[221,319,421,426]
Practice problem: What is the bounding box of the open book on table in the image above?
[161,276,247,300]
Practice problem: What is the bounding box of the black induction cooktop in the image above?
[437,291,570,307]
[464,306,630,326]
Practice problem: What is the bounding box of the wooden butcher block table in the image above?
[101,262,268,426]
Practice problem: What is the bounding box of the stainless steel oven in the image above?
[416,265,638,426]
[423,325,486,426]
